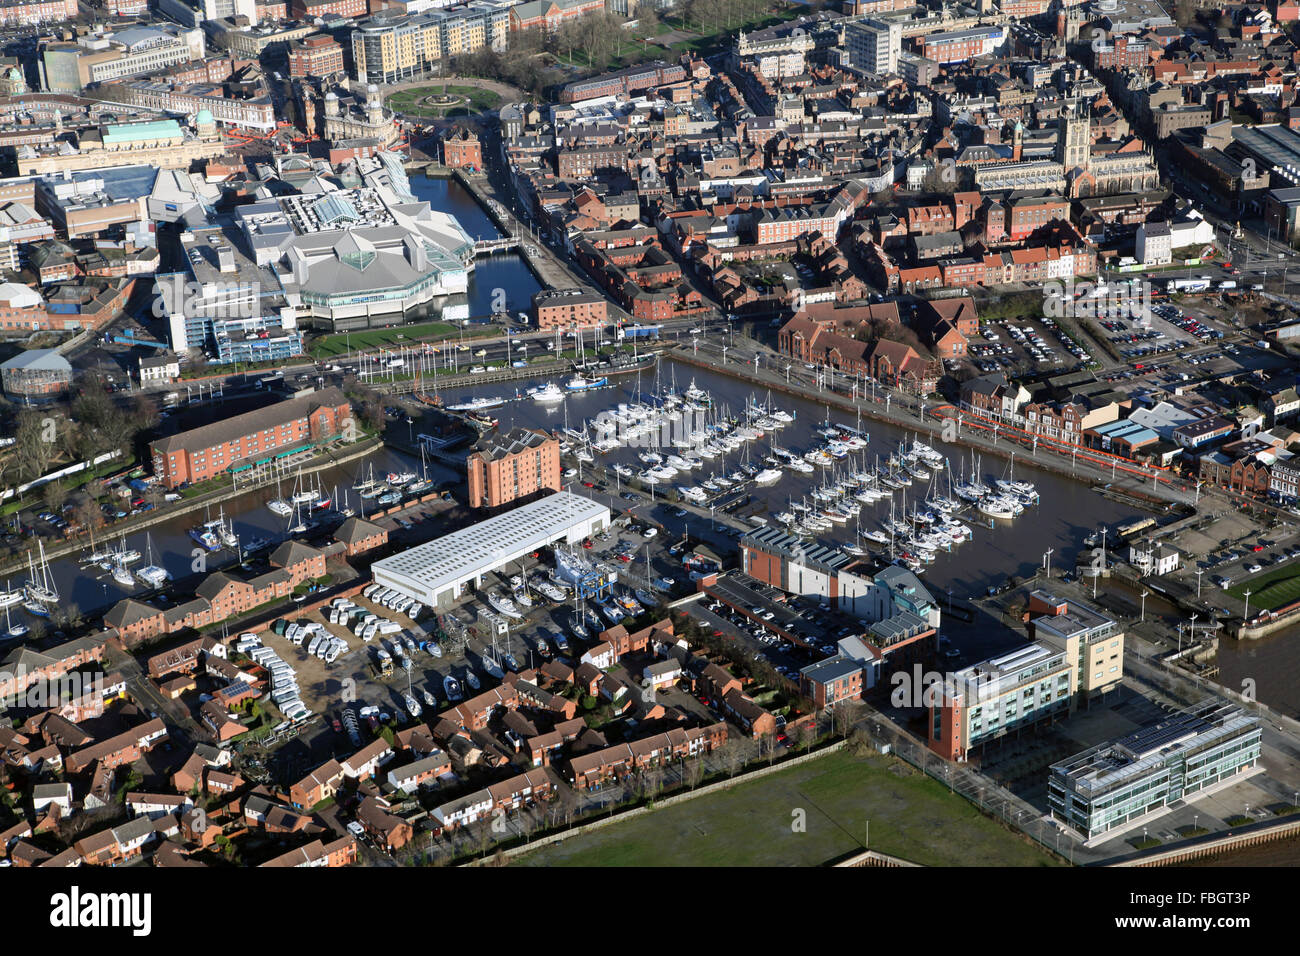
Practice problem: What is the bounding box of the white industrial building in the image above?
[371,492,611,608]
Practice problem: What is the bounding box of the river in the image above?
[408,173,542,320]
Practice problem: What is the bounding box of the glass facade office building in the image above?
[1048,700,1261,840]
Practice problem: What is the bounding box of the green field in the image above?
[309,321,500,358]
[388,85,502,118]
[1228,564,1300,611]
[513,750,1064,867]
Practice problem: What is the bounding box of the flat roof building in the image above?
[928,641,1075,761]
[372,491,610,608]
[1048,700,1261,842]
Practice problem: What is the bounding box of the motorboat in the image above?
[566,375,607,391]
[447,395,507,412]
[754,468,783,485]
[529,382,566,404]
[444,675,464,701]
[486,592,522,619]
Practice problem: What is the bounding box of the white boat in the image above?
[268,498,292,517]
[683,379,710,403]
[444,675,464,701]
[447,395,506,412]
[404,693,423,718]
[111,563,135,588]
[977,496,1018,520]
[754,467,783,485]
[486,592,522,619]
[5,596,26,639]
[529,382,566,404]
[566,375,607,391]
[25,543,57,605]
[0,587,23,610]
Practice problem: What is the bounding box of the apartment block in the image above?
[1025,590,1125,701]
[465,427,561,509]
[927,643,1075,761]
[150,387,351,488]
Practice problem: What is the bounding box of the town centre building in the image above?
[371,492,611,608]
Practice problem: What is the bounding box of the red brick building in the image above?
[289,34,345,78]
[531,288,607,329]
[466,427,561,509]
[441,126,482,170]
[333,515,388,556]
[65,718,168,774]
[150,387,351,489]
[289,0,364,18]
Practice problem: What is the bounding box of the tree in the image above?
[42,479,67,515]
[15,410,57,483]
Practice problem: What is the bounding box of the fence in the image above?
[461,739,849,866]
[1112,817,1300,866]
[0,449,122,502]
[855,713,1074,864]
[833,849,921,867]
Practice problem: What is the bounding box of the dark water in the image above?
[18,444,449,624]
[433,358,1145,609]
[409,173,542,319]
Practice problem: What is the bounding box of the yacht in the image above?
[422,688,438,709]
[267,497,293,517]
[25,543,57,605]
[5,597,26,639]
[447,395,506,412]
[403,694,423,719]
[754,467,783,485]
[188,524,220,551]
[464,669,481,691]
[444,675,464,702]
[566,375,607,391]
[529,382,566,404]
[486,592,522,619]
[977,496,1018,520]
[111,562,135,588]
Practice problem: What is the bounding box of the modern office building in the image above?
[845,17,902,75]
[1024,590,1125,702]
[466,427,561,509]
[41,26,206,92]
[927,642,1075,761]
[371,492,610,609]
[1048,700,1262,841]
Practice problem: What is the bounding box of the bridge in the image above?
[473,236,520,256]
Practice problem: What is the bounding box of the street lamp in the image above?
[1244,588,1253,623]
[1195,568,1203,598]
[1043,547,1054,578]
[1141,588,1150,623]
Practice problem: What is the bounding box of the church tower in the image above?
[1058,100,1090,171]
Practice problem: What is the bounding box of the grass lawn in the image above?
[1227,562,1300,611]
[309,321,500,358]
[388,85,502,117]
[513,750,1064,867]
